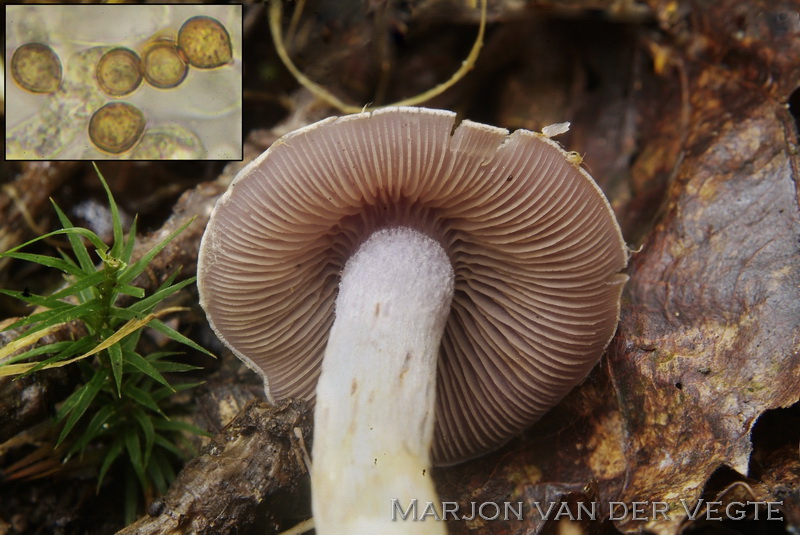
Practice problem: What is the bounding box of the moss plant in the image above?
[0,163,214,523]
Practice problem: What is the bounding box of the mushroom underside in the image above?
[198,106,628,465]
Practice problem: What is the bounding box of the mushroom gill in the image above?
[198,107,628,466]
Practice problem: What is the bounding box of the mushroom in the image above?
[197,107,628,533]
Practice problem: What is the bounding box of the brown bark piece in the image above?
[0,162,78,272]
[117,399,313,535]
[610,94,800,533]
[605,0,800,531]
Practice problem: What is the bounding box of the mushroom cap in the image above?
[198,107,628,465]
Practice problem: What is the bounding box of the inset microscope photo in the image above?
[5,4,243,160]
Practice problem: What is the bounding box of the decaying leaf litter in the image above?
[1,0,798,533]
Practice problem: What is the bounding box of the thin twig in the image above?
[268,0,488,113]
